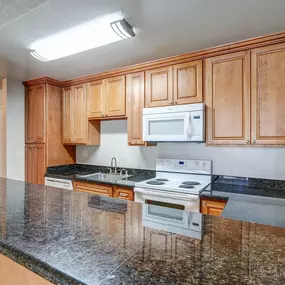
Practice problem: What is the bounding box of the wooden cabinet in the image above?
[105,76,126,117]
[75,181,134,201]
[87,76,126,119]
[201,198,227,217]
[205,51,251,145]
[146,66,173,107]
[251,43,285,145]
[0,253,53,285]
[25,81,75,185]
[25,84,46,144]
[74,181,113,197]
[126,72,146,145]
[113,186,134,201]
[87,80,104,118]
[62,87,74,144]
[25,144,46,185]
[173,61,202,105]
[62,84,100,145]
[145,61,203,108]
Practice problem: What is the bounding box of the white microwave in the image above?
[142,103,205,142]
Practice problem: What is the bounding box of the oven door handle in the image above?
[134,188,199,200]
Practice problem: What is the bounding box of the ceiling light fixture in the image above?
[30,12,135,62]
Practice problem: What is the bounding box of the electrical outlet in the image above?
[82,150,88,158]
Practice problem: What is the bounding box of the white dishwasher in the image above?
[45,177,73,190]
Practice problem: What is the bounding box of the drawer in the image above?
[113,187,134,201]
[74,182,113,197]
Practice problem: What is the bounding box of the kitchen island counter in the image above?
[0,177,285,285]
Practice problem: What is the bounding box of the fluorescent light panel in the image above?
[30,12,135,62]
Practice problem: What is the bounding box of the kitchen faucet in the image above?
[110,157,117,174]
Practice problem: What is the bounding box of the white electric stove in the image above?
[134,159,212,239]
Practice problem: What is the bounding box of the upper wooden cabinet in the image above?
[205,51,251,145]
[126,72,146,146]
[251,43,285,145]
[26,84,46,144]
[105,76,126,117]
[87,76,126,119]
[87,80,104,118]
[73,84,88,144]
[145,66,173,107]
[145,61,203,108]
[173,61,203,104]
[62,87,74,144]
[62,84,100,145]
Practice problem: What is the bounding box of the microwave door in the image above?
[143,112,189,142]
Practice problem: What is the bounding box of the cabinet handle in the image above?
[119,193,128,197]
[252,140,256,144]
[202,202,207,206]
[246,140,250,144]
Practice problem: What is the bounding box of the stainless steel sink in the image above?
[78,172,132,181]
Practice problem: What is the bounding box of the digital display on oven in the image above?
[179,161,184,165]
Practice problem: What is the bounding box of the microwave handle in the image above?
[186,114,193,138]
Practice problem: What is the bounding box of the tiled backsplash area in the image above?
[77,120,285,180]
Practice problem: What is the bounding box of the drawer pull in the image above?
[119,193,129,197]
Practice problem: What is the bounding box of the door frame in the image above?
[0,78,7,178]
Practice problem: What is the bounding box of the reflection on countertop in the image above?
[201,176,285,228]
[0,177,285,285]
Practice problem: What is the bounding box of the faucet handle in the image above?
[120,169,128,176]
[107,168,112,174]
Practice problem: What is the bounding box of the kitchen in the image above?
[1,0,285,284]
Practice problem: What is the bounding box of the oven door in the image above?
[134,187,201,232]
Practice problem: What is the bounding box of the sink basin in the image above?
[78,172,132,181]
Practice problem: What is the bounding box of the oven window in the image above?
[146,200,184,221]
[148,119,184,136]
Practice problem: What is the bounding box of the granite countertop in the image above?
[45,164,156,187]
[201,176,285,228]
[1,177,285,285]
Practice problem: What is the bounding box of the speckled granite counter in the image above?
[1,177,285,285]
[201,176,285,228]
[45,164,155,187]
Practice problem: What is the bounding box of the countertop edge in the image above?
[0,240,83,285]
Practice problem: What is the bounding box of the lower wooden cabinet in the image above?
[0,253,52,285]
[25,144,46,185]
[200,197,227,217]
[113,186,134,201]
[74,181,113,197]
[74,181,134,201]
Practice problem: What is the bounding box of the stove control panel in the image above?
[156,159,212,174]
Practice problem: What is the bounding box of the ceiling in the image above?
[1,0,285,82]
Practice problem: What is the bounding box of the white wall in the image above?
[77,120,285,180]
[6,79,25,181]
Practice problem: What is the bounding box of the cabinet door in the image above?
[73,84,88,144]
[35,84,46,143]
[113,187,134,201]
[251,43,285,145]
[205,51,251,145]
[87,80,104,118]
[201,198,227,217]
[25,144,37,184]
[74,182,113,196]
[105,76,126,117]
[25,85,46,144]
[36,144,46,185]
[145,66,173,107]
[126,72,145,145]
[62,87,74,144]
[173,61,202,105]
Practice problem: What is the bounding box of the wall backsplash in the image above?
[77,120,285,180]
